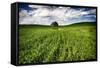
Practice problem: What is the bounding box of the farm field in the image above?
[19,22,97,64]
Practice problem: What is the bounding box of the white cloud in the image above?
[19,5,96,25]
[29,5,45,8]
[19,10,29,18]
[33,8,50,17]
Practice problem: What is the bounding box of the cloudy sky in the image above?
[19,4,96,25]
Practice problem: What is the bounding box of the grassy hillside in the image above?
[19,22,97,64]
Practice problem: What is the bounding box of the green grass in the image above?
[19,22,97,64]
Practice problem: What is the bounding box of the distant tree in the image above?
[51,21,58,26]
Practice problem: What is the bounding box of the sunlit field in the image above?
[19,22,97,64]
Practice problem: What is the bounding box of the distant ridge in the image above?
[19,24,50,26]
[19,22,96,27]
[66,22,96,26]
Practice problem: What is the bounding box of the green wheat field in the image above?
[19,22,97,64]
